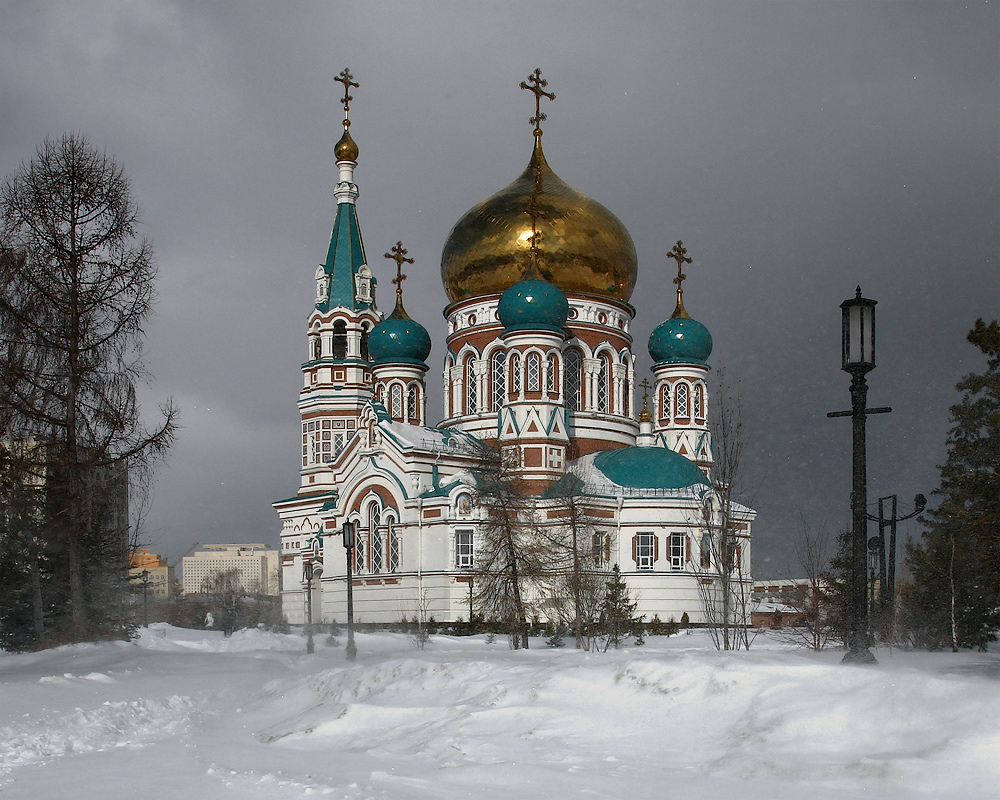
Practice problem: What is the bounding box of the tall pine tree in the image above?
[903,319,1000,650]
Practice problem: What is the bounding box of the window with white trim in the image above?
[455,529,474,569]
[332,319,347,360]
[388,517,400,572]
[407,384,419,422]
[564,348,582,411]
[636,532,655,570]
[390,383,403,419]
[509,354,521,396]
[369,504,382,573]
[546,352,557,394]
[694,383,704,420]
[526,352,540,392]
[597,355,610,412]
[670,533,686,570]
[466,357,478,414]
[492,350,506,410]
[675,382,689,419]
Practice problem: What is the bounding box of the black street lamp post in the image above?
[303,559,316,653]
[342,520,357,661]
[828,287,890,664]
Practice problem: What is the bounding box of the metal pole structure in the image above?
[828,287,889,665]
[847,369,878,663]
[468,575,474,629]
[868,493,925,634]
[304,561,314,654]
[343,521,357,661]
[141,569,149,628]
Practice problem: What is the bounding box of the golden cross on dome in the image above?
[335,68,359,124]
[520,68,555,134]
[639,378,653,422]
[384,241,414,305]
[667,240,693,318]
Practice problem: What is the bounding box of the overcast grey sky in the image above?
[2,1,997,576]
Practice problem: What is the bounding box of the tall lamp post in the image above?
[827,287,891,664]
[304,560,314,654]
[342,520,357,661]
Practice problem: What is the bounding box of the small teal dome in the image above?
[497,279,569,333]
[593,446,710,490]
[648,316,713,365]
[369,313,431,365]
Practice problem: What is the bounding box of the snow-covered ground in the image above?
[1,625,996,799]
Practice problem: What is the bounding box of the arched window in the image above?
[368,503,383,574]
[675,382,689,419]
[390,383,403,420]
[312,337,321,361]
[407,384,419,422]
[387,516,399,572]
[597,354,610,413]
[332,319,347,360]
[694,384,705,421]
[360,324,370,361]
[466,357,478,414]
[354,520,366,574]
[545,352,558,394]
[660,384,670,421]
[376,383,386,405]
[491,350,506,411]
[509,353,521,397]
[622,368,630,417]
[564,348,582,412]
[526,352,541,392]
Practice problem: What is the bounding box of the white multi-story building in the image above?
[182,544,280,597]
[274,72,754,627]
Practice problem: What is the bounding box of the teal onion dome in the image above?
[648,316,713,365]
[369,309,431,365]
[497,279,569,334]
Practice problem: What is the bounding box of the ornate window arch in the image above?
[694,383,705,421]
[332,319,347,360]
[367,501,383,574]
[545,351,558,394]
[660,383,671,421]
[563,347,583,412]
[675,381,689,419]
[597,352,611,413]
[407,383,419,422]
[465,355,478,414]
[390,383,403,420]
[491,349,506,411]
[526,351,541,392]
[509,352,522,397]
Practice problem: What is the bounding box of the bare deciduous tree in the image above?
[697,367,755,650]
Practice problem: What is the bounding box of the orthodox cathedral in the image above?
[274,70,754,626]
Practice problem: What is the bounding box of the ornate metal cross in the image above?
[667,240,692,289]
[520,68,555,133]
[335,68,359,119]
[384,241,414,303]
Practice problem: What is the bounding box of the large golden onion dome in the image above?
[441,134,638,304]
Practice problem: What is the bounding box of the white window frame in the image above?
[670,533,686,570]
[636,532,655,570]
[455,529,474,569]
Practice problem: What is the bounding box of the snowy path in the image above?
[1,626,997,799]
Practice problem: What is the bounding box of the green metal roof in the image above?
[592,446,710,490]
[318,202,372,312]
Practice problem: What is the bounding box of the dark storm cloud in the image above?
[2,1,996,574]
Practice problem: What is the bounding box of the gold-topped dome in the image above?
[441,134,637,303]
[335,124,359,162]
